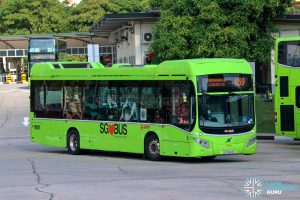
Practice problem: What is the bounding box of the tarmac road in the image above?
[0,83,299,200]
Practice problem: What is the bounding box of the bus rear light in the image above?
[274,112,277,125]
[194,138,210,149]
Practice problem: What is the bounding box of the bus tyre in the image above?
[145,134,161,161]
[67,130,81,155]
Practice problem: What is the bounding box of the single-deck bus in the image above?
[30,59,256,160]
[275,37,300,139]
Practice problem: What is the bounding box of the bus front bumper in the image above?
[189,134,257,157]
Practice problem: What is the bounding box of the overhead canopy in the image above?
[90,12,160,37]
[0,32,108,49]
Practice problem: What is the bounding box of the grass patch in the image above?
[255,95,275,133]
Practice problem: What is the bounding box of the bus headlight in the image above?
[194,138,210,149]
[246,137,257,147]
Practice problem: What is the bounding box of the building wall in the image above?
[113,22,155,65]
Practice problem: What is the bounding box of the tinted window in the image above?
[32,81,45,118]
[83,81,98,120]
[119,86,139,122]
[296,87,300,108]
[64,81,82,119]
[45,81,63,118]
[278,41,300,67]
[140,87,163,123]
[31,80,196,131]
[98,82,118,121]
[169,84,195,129]
[280,76,289,97]
[280,105,294,131]
[29,39,55,53]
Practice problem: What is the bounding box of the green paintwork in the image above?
[30,58,256,158]
[275,37,300,139]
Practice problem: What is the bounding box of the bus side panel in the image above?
[30,120,44,145]
[66,121,117,152]
[42,120,66,147]
[276,69,298,138]
[116,123,143,154]
[159,126,190,157]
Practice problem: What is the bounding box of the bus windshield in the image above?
[199,94,254,128]
[29,39,56,53]
[197,74,254,134]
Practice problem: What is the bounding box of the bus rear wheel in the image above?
[67,130,81,155]
[145,134,161,161]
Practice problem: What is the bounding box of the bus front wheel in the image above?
[145,134,161,161]
[67,130,81,155]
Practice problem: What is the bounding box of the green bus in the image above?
[275,37,300,139]
[30,59,256,160]
[28,37,67,76]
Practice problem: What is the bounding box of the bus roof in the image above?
[30,58,252,79]
[276,36,300,44]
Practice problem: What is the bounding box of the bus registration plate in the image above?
[222,150,236,155]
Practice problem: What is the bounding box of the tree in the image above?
[0,0,69,34]
[150,0,292,64]
[68,0,150,32]
[107,0,150,13]
[68,0,110,32]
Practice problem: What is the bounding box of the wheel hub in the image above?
[149,140,160,157]
[70,135,78,151]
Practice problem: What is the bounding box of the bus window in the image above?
[296,87,300,108]
[169,83,195,130]
[98,83,118,121]
[119,87,139,122]
[32,81,45,118]
[140,87,163,123]
[83,81,98,120]
[64,81,82,119]
[45,81,63,119]
[278,41,300,67]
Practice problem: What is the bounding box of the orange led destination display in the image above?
[233,78,246,87]
[199,74,252,92]
[207,77,247,87]
[207,78,227,87]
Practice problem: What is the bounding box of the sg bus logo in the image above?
[100,123,127,136]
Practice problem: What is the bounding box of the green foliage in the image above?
[0,0,69,34]
[68,0,110,32]
[107,0,150,13]
[150,0,292,64]
[256,95,275,133]
[68,0,150,32]
[0,0,152,34]
[67,54,87,62]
